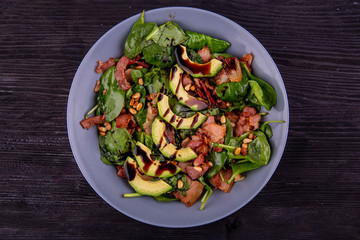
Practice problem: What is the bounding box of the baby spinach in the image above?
[142,43,176,68]
[143,67,170,94]
[228,162,261,183]
[125,12,157,59]
[224,118,233,145]
[162,173,189,196]
[99,127,134,165]
[242,63,276,111]
[205,150,227,179]
[216,80,249,102]
[134,107,147,131]
[131,68,148,84]
[259,120,285,138]
[146,21,188,47]
[97,66,125,122]
[212,53,233,59]
[183,31,230,53]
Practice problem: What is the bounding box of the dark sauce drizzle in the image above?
[190,113,200,128]
[125,162,136,181]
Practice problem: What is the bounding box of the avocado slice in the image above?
[134,141,181,177]
[169,64,208,111]
[175,45,223,78]
[157,93,207,129]
[125,157,172,196]
[152,117,198,162]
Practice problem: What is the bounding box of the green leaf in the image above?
[125,22,157,59]
[228,162,261,183]
[212,53,233,59]
[224,118,233,145]
[142,43,176,68]
[242,63,277,111]
[146,21,188,47]
[182,31,230,53]
[216,81,249,102]
[205,35,231,53]
[205,151,227,179]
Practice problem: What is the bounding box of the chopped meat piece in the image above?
[178,161,193,173]
[143,102,158,135]
[164,123,175,144]
[193,154,205,167]
[199,123,226,143]
[200,80,216,105]
[186,163,211,180]
[202,116,215,127]
[115,56,132,91]
[216,99,228,109]
[96,58,116,73]
[125,69,132,83]
[233,106,261,137]
[182,73,193,87]
[215,57,242,84]
[116,165,126,178]
[209,168,234,193]
[195,144,208,156]
[116,113,136,134]
[239,53,253,71]
[182,135,203,150]
[197,46,212,63]
[213,146,223,152]
[80,115,105,129]
[173,177,204,207]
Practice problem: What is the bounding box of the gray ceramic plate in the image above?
[67,7,289,228]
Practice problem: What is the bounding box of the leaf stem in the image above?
[123,193,142,198]
[85,104,99,119]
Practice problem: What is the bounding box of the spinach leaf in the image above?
[134,105,147,130]
[205,150,227,179]
[200,107,221,116]
[228,162,261,183]
[216,80,249,102]
[98,127,134,165]
[97,66,125,122]
[224,118,233,145]
[162,173,189,196]
[146,21,188,47]
[183,31,230,53]
[187,48,203,63]
[143,67,171,94]
[178,129,197,140]
[126,84,146,115]
[220,101,245,113]
[242,63,277,111]
[131,68,148,83]
[142,43,176,68]
[124,12,156,59]
[259,120,286,138]
[212,53,233,59]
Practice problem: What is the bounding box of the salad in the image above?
[80,11,284,210]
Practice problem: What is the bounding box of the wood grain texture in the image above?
[0,0,359,239]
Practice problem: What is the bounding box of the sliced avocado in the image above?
[134,142,181,177]
[125,157,172,196]
[169,64,208,111]
[157,93,207,129]
[175,45,223,78]
[152,117,197,162]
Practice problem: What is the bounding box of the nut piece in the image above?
[177,180,184,189]
[129,108,137,115]
[138,77,144,86]
[220,115,226,124]
[97,125,107,132]
[104,122,112,131]
[135,65,143,69]
[249,132,254,139]
[129,98,135,106]
[226,102,232,107]
[132,92,141,99]
[94,80,101,92]
[194,166,202,172]
[208,161,213,167]
[243,138,252,144]
[190,85,196,91]
[184,84,190,91]
[136,102,143,111]
[234,147,241,155]
[242,143,248,149]
[133,102,138,109]
[99,131,106,136]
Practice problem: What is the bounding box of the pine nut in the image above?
[135,65,143,69]
[242,143,248,149]
[226,102,232,107]
[136,102,143,111]
[98,125,107,132]
[243,138,252,144]
[99,131,106,136]
[104,122,112,131]
[190,85,196,91]
[208,161,213,167]
[235,147,241,155]
[129,108,137,115]
[138,77,144,86]
[132,92,141,99]
[129,98,135,106]
[133,102,138,109]
[249,133,254,139]
[184,84,190,91]
[177,180,184,189]
[194,166,202,172]
[136,127,142,132]
[220,115,226,124]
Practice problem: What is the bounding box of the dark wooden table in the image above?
[1,1,359,239]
